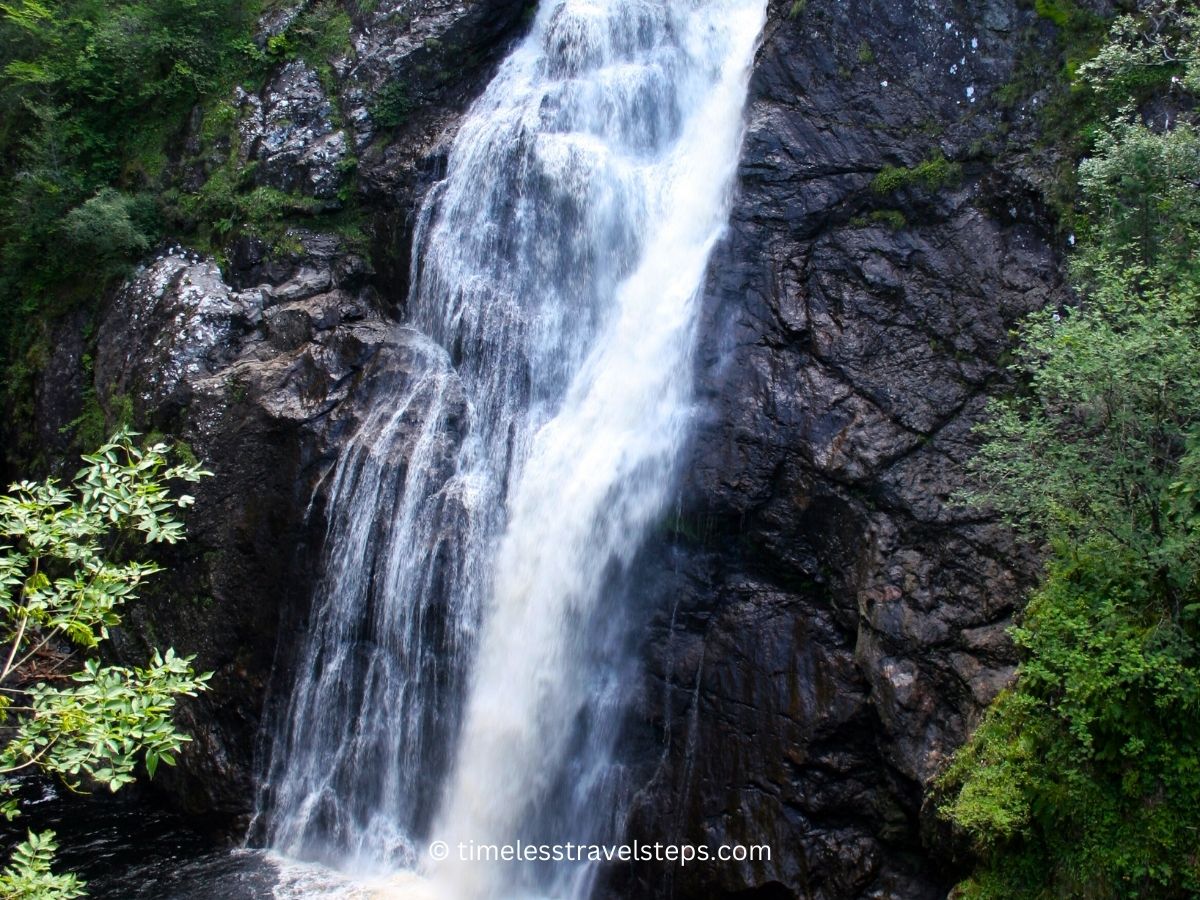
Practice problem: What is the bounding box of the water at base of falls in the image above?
[7,771,429,900]
[257,1,768,898]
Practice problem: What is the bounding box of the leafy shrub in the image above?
[871,152,962,194]
[940,7,1200,896]
[61,189,152,269]
[369,80,414,130]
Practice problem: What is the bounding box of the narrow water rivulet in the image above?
[259,1,767,897]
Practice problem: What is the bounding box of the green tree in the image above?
[61,189,152,271]
[0,0,262,375]
[938,5,1200,897]
[0,432,212,898]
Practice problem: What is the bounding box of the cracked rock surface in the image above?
[235,61,349,200]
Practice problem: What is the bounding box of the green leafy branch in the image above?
[0,430,213,897]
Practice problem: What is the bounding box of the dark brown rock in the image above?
[606,0,1067,896]
[88,237,423,818]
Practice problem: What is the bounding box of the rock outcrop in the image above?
[235,61,350,201]
[92,235,391,815]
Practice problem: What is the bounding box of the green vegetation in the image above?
[181,163,327,248]
[850,209,907,231]
[1031,0,1109,83]
[0,0,372,458]
[1033,0,1101,34]
[0,0,263,350]
[0,0,260,467]
[938,4,1200,896]
[262,0,351,92]
[0,830,81,898]
[0,431,212,897]
[369,80,414,130]
[989,0,1113,225]
[871,151,962,195]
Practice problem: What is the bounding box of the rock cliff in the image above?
[27,0,1083,895]
[611,1,1070,896]
[31,0,532,819]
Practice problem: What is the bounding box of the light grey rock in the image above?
[237,61,348,200]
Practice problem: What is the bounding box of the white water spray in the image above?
[262,1,766,897]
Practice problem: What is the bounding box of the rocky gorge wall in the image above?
[609,0,1074,896]
[25,0,1085,896]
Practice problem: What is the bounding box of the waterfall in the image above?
[260,0,766,896]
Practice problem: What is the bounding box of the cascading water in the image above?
[259,0,766,896]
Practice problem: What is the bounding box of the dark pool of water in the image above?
[5,778,278,899]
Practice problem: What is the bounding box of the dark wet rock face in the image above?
[29,0,1075,891]
[607,0,1065,897]
[87,234,406,817]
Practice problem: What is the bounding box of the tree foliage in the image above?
[939,3,1200,897]
[0,432,212,897]
[0,831,81,900]
[0,0,261,377]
